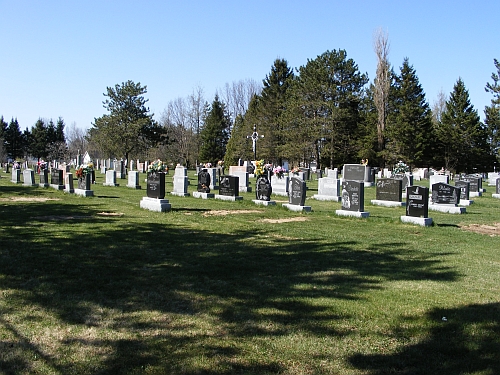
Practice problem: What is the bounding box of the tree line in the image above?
[3,35,499,173]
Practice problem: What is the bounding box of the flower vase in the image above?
[147,171,166,199]
[256,176,272,201]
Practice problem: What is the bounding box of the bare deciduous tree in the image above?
[373,28,391,160]
[220,79,261,123]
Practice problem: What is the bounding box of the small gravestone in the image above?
[342,164,366,181]
[429,174,449,186]
[171,166,189,196]
[146,171,166,199]
[455,180,473,206]
[283,177,311,212]
[336,180,368,218]
[193,169,214,198]
[127,171,141,189]
[50,169,64,190]
[393,173,413,197]
[270,174,289,196]
[492,178,500,199]
[103,170,119,187]
[253,176,275,206]
[313,177,341,201]
[23,169,37,187]
[462,176,482,196]
[231,170,251,192]
[430,182,465,214]
[75,173,93,196]
[216,175,242,201]
[39,169,49,188]
[64,173,74,193]
[4,163,9,173]
[371,178,404,207]
[401,186,432,226]
[11,168,21,184]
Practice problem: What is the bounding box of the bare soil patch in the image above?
[260,217,309,224]
[96,212,124,217]
[202,209,263,217]
[0,197,61,202]
[460,222,500,237]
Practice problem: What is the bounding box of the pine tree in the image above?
[5,118,23,160]
[484,58,500,162]
[199,95,231,164]
[438,78,490,172]
[30,119,49,160]
[386,58,434,168]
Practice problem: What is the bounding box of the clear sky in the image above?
[1,0,499,132]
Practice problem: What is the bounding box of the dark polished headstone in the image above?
[147,171,166,199]
[455,180,470,200]
[342,164,366,181]
[256,176,272,201]
[289,177,306,206]
[431,182,460,205]
[197,169,211,193]
[461,176,481,192]
[406,186,429,218]
[341,180,364,211]
[219,175,239,197]
[375,178,402,202]
[50,169,63,186]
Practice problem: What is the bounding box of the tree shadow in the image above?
[349,303,500,375]
[0,197,462,374]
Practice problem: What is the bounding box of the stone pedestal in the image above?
[400,215,433,226]
[215,194,243,202]
[140,197,171,212]
[282,203,311,212]
[428,204,466,214]
[252,199,276,206]
[335,209,369,218]
[193,192,215,199]
[370,200,405,207]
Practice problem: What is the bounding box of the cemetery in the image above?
[0,164,499,374]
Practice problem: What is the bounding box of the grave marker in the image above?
[335,180,369,218]
[401,186,432,226]
[283,177,311,212]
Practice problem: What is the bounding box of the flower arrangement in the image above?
[204,162,212,168]
[148,159,168,173]
[272,166,287,179]
[290,166,300,175]
[393,160,410,175]
[217,160,224,167]
[75,161,94,178]
[254,160,272,178]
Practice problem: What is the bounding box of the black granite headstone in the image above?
[147,171,166,199]
[341,180,364,211]
[376,178,402,202]
[197,169,211,192]
[431,182,460,205]
[289,177,306,206]
[39,169,49,185]
[342,164,366,181]
[78,174,92,190]
[256,176,272,201]
[462,176,481,192]
[219,175,239,197]
[406,186,429,217]
[455,180,470,200]
[50,169,63,186]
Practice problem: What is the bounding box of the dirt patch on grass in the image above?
[0,197,61,202]
[96,212,124,217]
[460,222,500,237]
[34,215,91,221]
[260,217,309,224]
[202,209,263,217]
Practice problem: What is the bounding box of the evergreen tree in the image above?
[0,116,7,162]
[5,118,23,160]
[438,78,490,172]
[484,58,500,162]
[199,95,231,163]
[385,58,434,168]
[30,119,49,160]
[224,113,252,166]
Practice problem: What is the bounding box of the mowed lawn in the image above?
[0,170,499,375]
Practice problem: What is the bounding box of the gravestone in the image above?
[4,163,9,173]
[126,171,141,189]
[39,169,49,188]
[50,169,64,190]
[497,178,500,194]
[11,168,21,184]
[103,170,119,186]
[231,170,251,192]
[461,176,482,196]
[335,180,369,218]
[487,172,500,186]
[207,168,218,191]
[23,169,37,187]
[455,180,470,200]
[299,167,310,180]
[64,173,74,193]
[270,175,289,196]
[75,173,93,196]
[283,177,311,212]
[216,175,242,201]
[171,166,189,196]
[429,174,449,186]
[326,168,338,179]
[313,177,341,201]
[371,178,404,207]
[197,169,211,193]
[431,182,460,205]
[146,172,166,199]
[401,186,432,226]
[253,176,275,206]
[342,164,365,181]
[393,173,413,194]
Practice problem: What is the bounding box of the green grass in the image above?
[0,170,499,374]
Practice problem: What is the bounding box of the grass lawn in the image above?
[0,169,499,374]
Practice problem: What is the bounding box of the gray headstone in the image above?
[289,177,306,206]
[431,182,460,205]
[375,178,402,202]
[341,180,364,211]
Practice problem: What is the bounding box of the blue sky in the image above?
[1,0,499,132]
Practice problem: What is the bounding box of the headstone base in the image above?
[64,186,74,194]
[50,184,64,190]
[193,192,215,199]
[272,191,289,197]
[492,194,500,199]
[400,215,433,226]
[140,197,171,212]
[239,186,252,192]
[282,204,311,212]
[312,194,341,202]
[252,199,276,206]
[429,204,466,214]
[126,184,141,189]
[74,189,94,197]
[103,182,119,187]
[40,183,49,188]
[470,191,482,197]
[335,209,369,218]
[458,199,474,206]
[23,182,38,187]
[215,195,243,202]
[370,199,405,207]
[11,179,20,184]
[170,191,190,197]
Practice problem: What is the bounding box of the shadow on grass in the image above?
[349,303,500,375]
[0,196,462,374]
